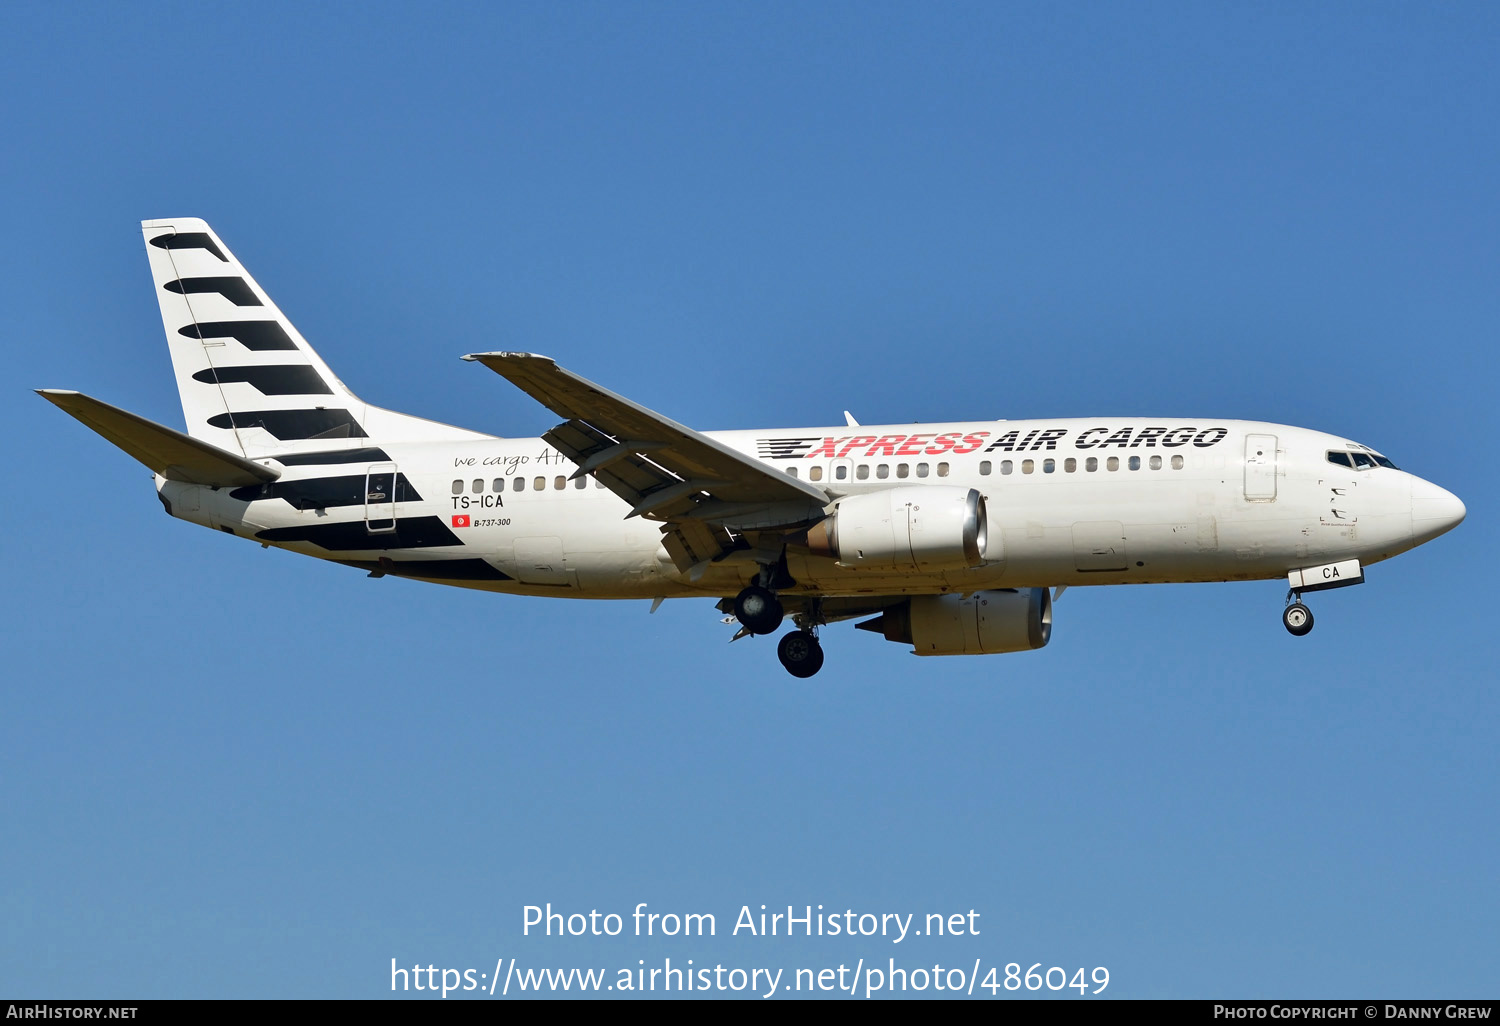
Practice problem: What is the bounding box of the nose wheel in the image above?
[777,630,825,678]
[1282,598,1314,636]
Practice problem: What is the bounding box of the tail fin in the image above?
[142,218,486,456]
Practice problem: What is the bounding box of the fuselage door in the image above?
[1073,521,1128,571]
[365,461,398,533]
[1244,434,1278,501]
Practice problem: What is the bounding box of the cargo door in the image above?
[1073,521,1127,571]
[513,536,576,587]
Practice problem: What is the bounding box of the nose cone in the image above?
[1411,478,1466,545]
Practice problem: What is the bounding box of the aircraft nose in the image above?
[1410,478,1466,545]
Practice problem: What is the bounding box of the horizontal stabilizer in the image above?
[36,390,281,486]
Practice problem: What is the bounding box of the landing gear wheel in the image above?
[777,630,825,678]
[1283,602,1314,637]
[733,585,784,635]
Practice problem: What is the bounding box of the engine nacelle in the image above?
[806,486,987,572]
[858,589,1053,656]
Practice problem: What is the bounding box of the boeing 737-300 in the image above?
[37,219,1467,677]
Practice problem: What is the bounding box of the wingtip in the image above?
[463,351,554,363]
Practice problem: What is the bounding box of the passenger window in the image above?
[1149,455,1162,470]
[979,461,991,476]
[809,466,823,482]
[1171,455,1184,470]
[472,478,483,494]
[513,477,525,492]
[916,463,929,478]
[1064,458,1076,473]
[594,478,603,489]
[896,463,909,479]
[1128,456,1141,471]
[555,476,566,490]
[834,465,847,480]
[1327,451,1353,468]
[856,465,869,480]
[786,467,799,478]
[936,462,950,477]
[1086,457,1098,472]
[493,478,506,492]
[1022,459,1035,474]
[876,464,890,479]
[1043,458,1055,473]
[1001,460,1013,475]
[575,476,587,489]
[452,479,463,495]
[534,476,546,490]
[1107,457,1120,471]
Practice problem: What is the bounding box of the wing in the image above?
[463,352,830,570]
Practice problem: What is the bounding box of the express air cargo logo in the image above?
[755,426,1229,459]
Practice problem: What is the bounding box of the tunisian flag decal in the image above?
[451,514,470,528]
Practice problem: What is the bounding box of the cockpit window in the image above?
[1328,449,1399,470]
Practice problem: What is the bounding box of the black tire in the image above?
[1283,602,1314,637]
[733,585,784,635]
[777,630,825,678]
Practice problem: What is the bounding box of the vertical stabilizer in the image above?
[142,218,486,456]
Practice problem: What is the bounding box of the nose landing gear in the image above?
[1283,593,1314,636]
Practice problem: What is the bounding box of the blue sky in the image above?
[2,1,1496,999]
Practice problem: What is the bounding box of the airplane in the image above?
[38,218,1467,678]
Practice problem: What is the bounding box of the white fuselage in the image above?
[157,417,1459,600]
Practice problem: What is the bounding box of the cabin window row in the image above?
[981,454,1184,475]
[451,476,604,495]
[785,462,952,481]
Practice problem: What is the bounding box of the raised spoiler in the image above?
[36,390,280,487]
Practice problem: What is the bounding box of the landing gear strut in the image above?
[1283,594,1314,636]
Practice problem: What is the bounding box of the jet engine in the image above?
[857,589,1053,656]
[805,486,987,572]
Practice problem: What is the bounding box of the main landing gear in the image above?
[728,580,827,678]
[732,584,784,636]
[1283,593,1315,636]
[777,629,824,678]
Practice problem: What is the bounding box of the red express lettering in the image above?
[837,436,876,457]
[804,437,845,458]
[925,432,961,455]
[896,433,933,456]
[952,432,989,454]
